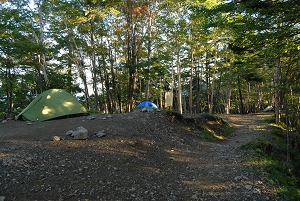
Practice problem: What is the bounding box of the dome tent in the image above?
[135,101,159,110]
[16,89,88,122]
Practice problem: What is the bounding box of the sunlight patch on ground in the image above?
[182,180,230,190]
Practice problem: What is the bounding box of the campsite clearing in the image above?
[0,111,278,200]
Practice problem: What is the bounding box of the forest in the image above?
[1,0,299,125]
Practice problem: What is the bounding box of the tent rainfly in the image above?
[16,89,88,122]
[135,101,159,109]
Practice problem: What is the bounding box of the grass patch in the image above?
[199,129,221,141]
[182,113,234,141]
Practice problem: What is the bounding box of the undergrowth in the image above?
[240,115,300,201]
[182,114,234,141]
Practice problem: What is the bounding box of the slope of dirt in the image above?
[0,111,278,200]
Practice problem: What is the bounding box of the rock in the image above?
[0,196,5,201]
[53,136,61,141]
[66,130,73,136]
[87,116,95,120]
[71,131,77,137]
[245,185,252,190]
[74,126,88,140]
[95,131,106,138]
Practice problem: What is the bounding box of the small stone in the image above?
[245,185,252,190]
[95,131,106,138]
[0,196,5,201]
[169,157,175,160]
[87,116,95,120]
[191,194,198,199]
[66,130,73,136]
[74,127,88,140]
[53,136,61,141]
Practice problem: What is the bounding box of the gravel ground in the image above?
[0,111,281,201]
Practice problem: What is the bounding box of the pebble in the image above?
[87,116,95,120]
[53,136,60,141]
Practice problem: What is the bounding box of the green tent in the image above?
[16,89,88,122]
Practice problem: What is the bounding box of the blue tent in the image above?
[135,101,158,109]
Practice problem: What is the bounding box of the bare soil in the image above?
[0,111,279,201]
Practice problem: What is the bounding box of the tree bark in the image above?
[275,58,281,124]
[237,75,244,114]
[177,45,183,114]
[91,19,99,111]
[189,48,194,114]
[5,61,14,119]
[196,59,202,113]
[209,50,217,114]
[36,0,48,87]
[109,41,118,113]
[226,63,232,114]
[145,0,152,101]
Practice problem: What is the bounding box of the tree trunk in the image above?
[37,1,48,87]
[170,52,175,111]
[226,64,232,114]
[189,48,194,114]
[36,61,43,94]
[126,71,135,112]
[209,51,217,114]
[177,45,183,114]
[206,53,210,113]
[71,37,91,110]
[285,97,290,164]
[5,62,14,119]
[275,58,281,124]
[196,59,202,113]
[91,19,99,111]
[109,41,118,113]
[125,0,137,113]
[237,75,244,114]
[145,0,152,101]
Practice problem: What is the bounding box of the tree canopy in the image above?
[1,0,299,125]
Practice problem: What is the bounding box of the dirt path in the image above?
[218,113,271,148]
[179,113,275,200]
[0,112,278,201]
